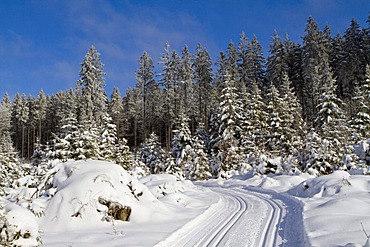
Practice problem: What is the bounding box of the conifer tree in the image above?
[76,46,110,159]
[77,45,107,128]
[189,124,210,180]
[11,93,29,158]
[0,94,20,188]
[267,31,289,91]
[180,45,196,132]
[245,35,266,92]
[115,137,134,171]
[100,114,118,162]
[212,73,244,178]
[193,43,213,130]
[302,16,326,122]
[338,19,366,100]
[136,51,158,142]
[308,69,349,174]
[242,80,269,162]
[159,42,176,151]
[171,113,193,177]
[265,83,285,157]
[350,65,370,141]
[139,133,166,174]
[279,72,307,155]
[109,87,124,139]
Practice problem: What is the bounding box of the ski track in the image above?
[155,185,309,247]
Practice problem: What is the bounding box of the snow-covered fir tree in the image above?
[139,132,167,174]
[171,113,193,179]
[115,137,134,171]
[99,114,118,162]
[306,68,349,175]
[77,45,108,128]
[242,79,268,168]
[212,73,244,178]
[279,72,307,156]
[349,65,370,141]
[0,94,20,191]
[189,124,211,180]
[108,87,125,139]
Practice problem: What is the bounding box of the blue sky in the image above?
[0,0,369,99]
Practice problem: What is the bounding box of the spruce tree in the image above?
[139,132,166,174]
[108,87,124,139]
[77,45,107,128]
[267,31,289,91]
[302,16,326,122]
[189,124,210,180]
[0,94,20,190]
[350,65,370,141]
[213,73,244,178]
[309,69,349,174]
[193,43,213,130]
[171,113,193,178]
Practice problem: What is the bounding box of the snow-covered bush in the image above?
[0,200,41,246]
[35,160,169,232]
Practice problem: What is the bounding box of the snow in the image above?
[2,160,370,246]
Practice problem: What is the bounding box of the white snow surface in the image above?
[3,160,370,246]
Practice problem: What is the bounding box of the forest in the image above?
[0,15,369,187]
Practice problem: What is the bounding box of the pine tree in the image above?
[242,80,269,165]
[52,113,79,161]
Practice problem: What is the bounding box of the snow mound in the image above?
[1,201,40,246]
[288,170,355,198]
[39,160,169,232]
[141,174,215,208]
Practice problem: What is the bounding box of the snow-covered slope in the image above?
[2,161,370,246]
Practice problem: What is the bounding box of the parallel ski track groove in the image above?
[155,186,296,247]
[251,192,284,247]
[196,192,248,247]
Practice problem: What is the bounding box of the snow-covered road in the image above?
[156,185,309,247]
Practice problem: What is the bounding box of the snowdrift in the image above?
[38,160,170,232]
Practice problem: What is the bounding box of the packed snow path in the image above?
[156,185,309,247]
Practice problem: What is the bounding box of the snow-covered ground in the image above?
[2,160,370,246]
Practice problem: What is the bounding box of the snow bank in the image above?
[0,200,40,246]
[39,160,169,232]
[286,171,370,246]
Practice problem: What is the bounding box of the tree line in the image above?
[0,16,369,184]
